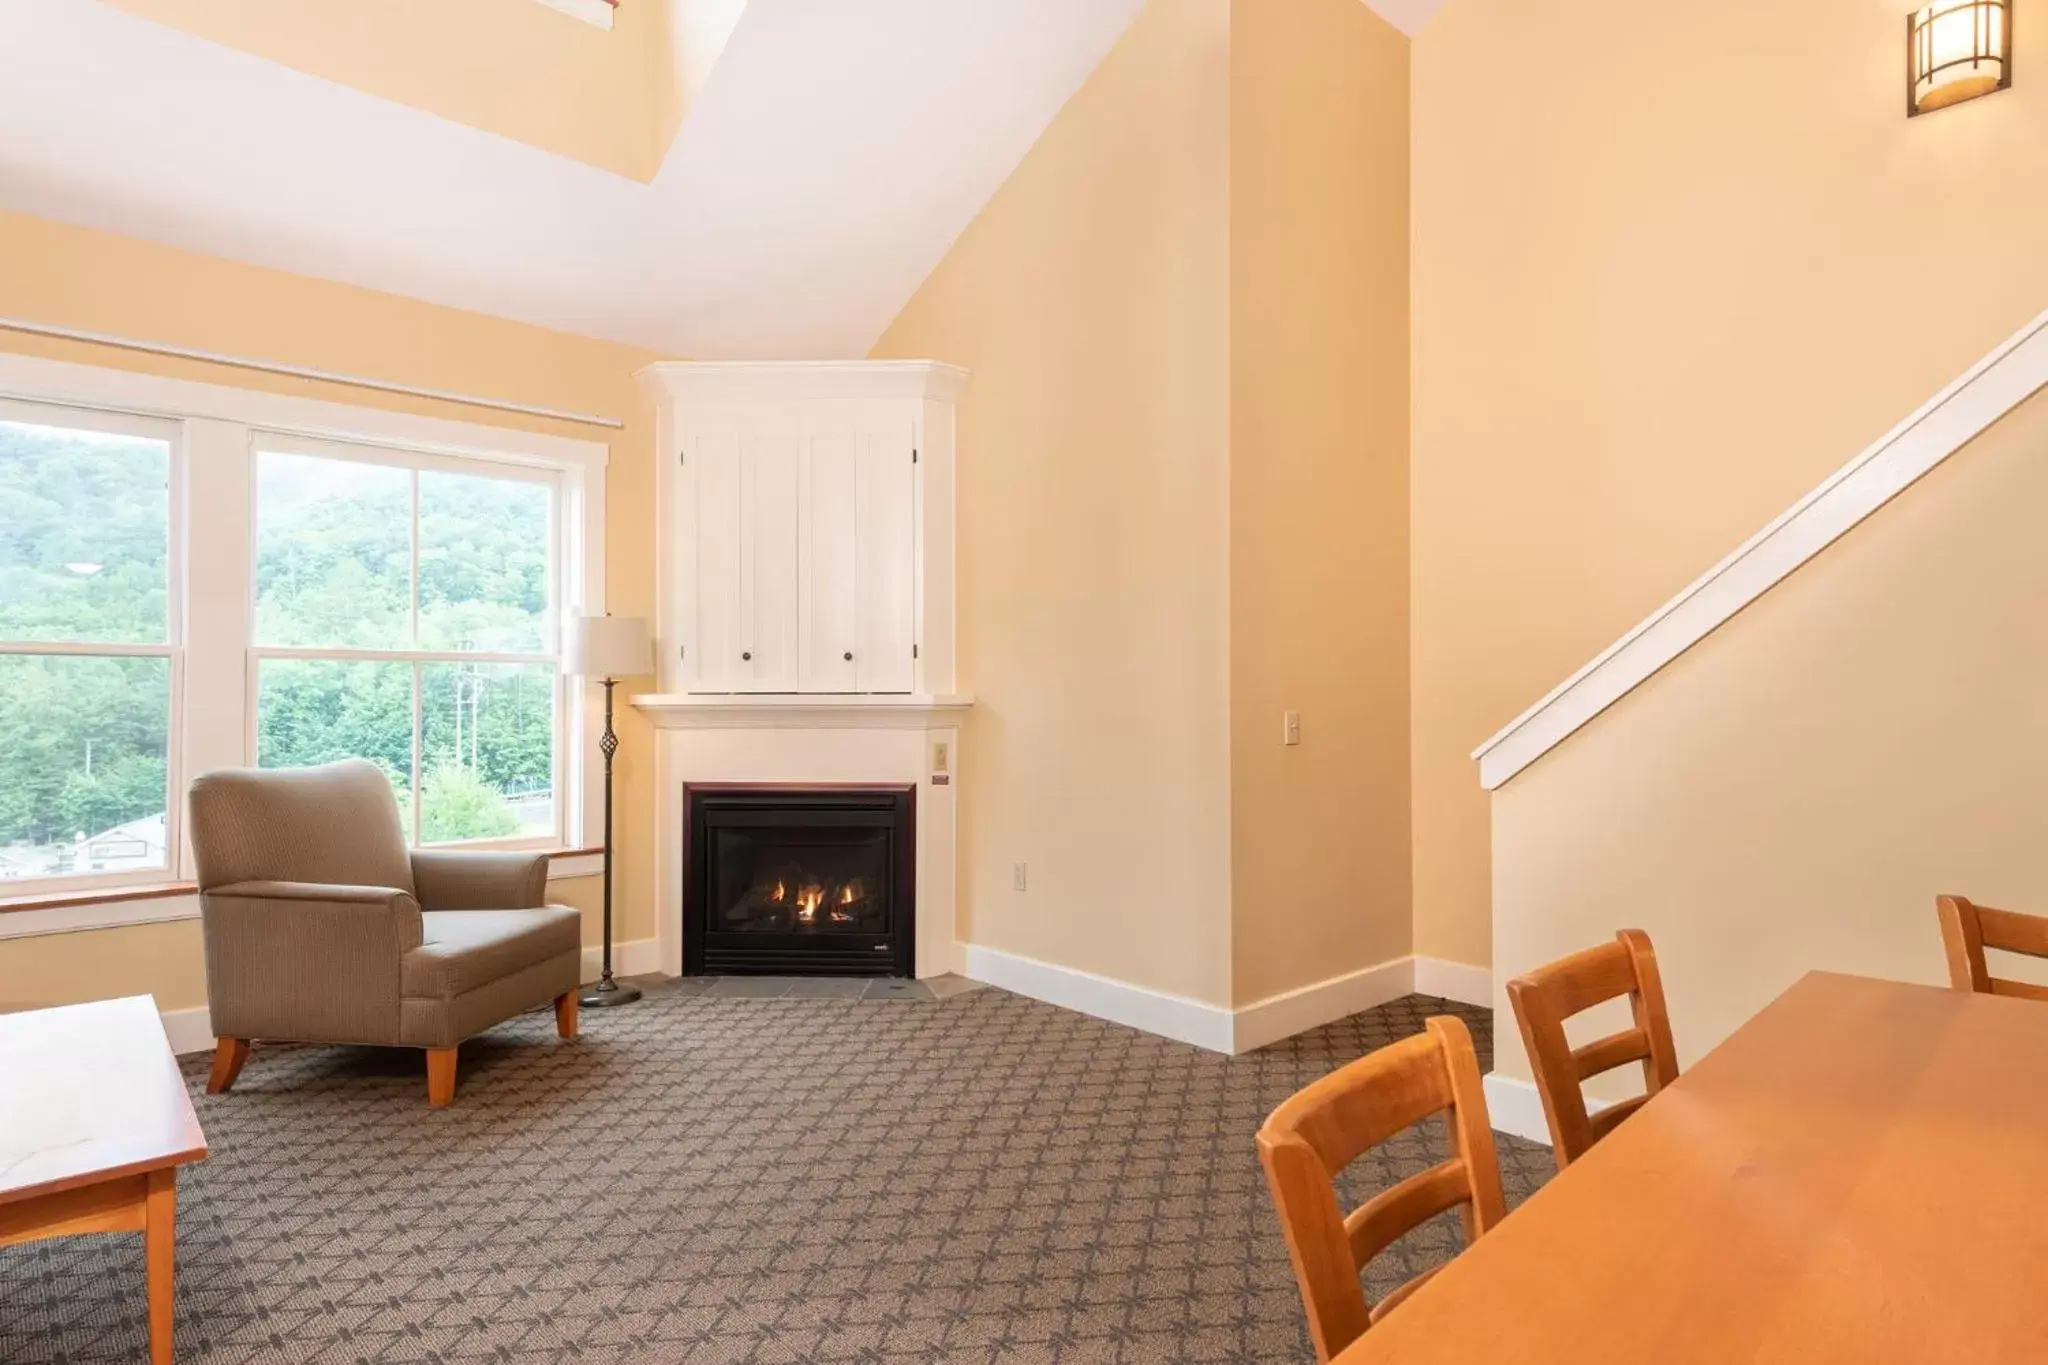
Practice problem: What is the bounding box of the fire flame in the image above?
[795,883,825,922]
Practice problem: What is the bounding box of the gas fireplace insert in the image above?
[682,785,915,977]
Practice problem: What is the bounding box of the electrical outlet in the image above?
[1013,862,1028,892]
[1283,710,1302,746]
[932,740,949,774]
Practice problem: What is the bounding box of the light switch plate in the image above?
[1283,710,1302,746]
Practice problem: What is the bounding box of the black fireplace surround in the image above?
[682,785,916,977]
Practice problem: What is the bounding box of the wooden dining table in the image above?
[1338,971,2048,1363]
[0,995,208,1365]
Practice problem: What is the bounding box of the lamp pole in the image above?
[580,675,640,1007]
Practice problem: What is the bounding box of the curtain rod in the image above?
[0,316,626,431]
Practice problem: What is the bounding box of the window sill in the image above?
[0,880,199,915]
[0,850,607,941]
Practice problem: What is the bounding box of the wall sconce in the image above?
[1909,0,2012,116]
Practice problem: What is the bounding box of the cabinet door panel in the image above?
[856,431,915,693]
[690,430,741,692]
[737,428,798,691]
[800,430,859,691]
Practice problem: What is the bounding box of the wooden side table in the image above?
[0,995,209,1365]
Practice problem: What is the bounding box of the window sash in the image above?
[247,648,565,850]
[0,401,185,893]
[248,434,566,850]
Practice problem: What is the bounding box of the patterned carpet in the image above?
[0,981,1551,1364]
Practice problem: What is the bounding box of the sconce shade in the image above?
[1910,0,2011,116]
[566,615,653,679]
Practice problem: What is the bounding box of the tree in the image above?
[418,761,521,844]
[1,428,556,863]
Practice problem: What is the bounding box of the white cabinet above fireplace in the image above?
[640,361,966,698]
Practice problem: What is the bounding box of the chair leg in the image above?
[206,1038,250,1094]
[554,990,578,1040]
[426,1047,458,1107]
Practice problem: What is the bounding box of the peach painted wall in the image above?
[0,209,659,1012]
[105,0,673,180]
[1491,387,2048,1087]
[1228,0,1412,1005]
[873,0,1237,1006]
[1412,0,2048,970]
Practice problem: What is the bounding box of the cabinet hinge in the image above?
[913,644,919,659]
[679,645,687,660]
[678,449,686,467]
[912,447,919,464]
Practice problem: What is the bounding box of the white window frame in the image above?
[0,351,609,918]
[0,397,187,896]
[246,432,568,851]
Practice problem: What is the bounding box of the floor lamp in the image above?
[567,614,652,1008]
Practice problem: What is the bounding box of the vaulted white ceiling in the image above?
[0,0,1147,358]
[0,0,1439,359]
[1362,0,1446,37]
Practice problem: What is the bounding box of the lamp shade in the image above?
[1909,0,2010,116]
[565,615,653,679]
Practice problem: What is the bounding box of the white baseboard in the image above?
[580,937,661,982]
[160,1003,215,1056]
[1483,1071,1615,1145]
[1413,956,1493,1008]
[957,946,1496,1056]
[957,944,1235,1052]
[1231,959,1417,1053]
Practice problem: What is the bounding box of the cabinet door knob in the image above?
[844,651,854,662]
[742,651,752,661]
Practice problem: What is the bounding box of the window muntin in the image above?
[250,439,562,849]
[0,406,180,888]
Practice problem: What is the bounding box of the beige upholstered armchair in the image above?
[189,759,583,1106]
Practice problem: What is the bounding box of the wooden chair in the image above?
[1506,928,1679,1172]
[1255,1015,1506,1362]
[1937,895,2048,1001]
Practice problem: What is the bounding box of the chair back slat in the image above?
[1586,1093,1651,1143]
[1274,1031,1455,1175]
[1507,928,1678,1171]
[1938,895,2048,1000]
[1256,1016,1505,1362]
[1344,1158,1471,1269]
[1539,941,1641,1019]
[1570,1026,1649,1081]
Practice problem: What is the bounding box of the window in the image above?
[251,440,563,847]
[0,404,179,889]
[0,349,608,903]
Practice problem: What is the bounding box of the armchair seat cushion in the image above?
[403,907,582,1001]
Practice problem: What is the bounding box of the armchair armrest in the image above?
[198,880,423,1045]
[409,849,551,911]
[208,879,420,905]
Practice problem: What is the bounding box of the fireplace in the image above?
[682,785,916,977]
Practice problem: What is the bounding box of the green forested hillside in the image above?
[1,421,556,871]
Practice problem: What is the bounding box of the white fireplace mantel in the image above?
[631,693,974,730]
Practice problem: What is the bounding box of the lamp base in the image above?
[579,978,643,1008]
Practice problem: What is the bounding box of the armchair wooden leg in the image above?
[554,990,578,1040]
[206,1038,250,1094]
[426,1047,458,1107]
